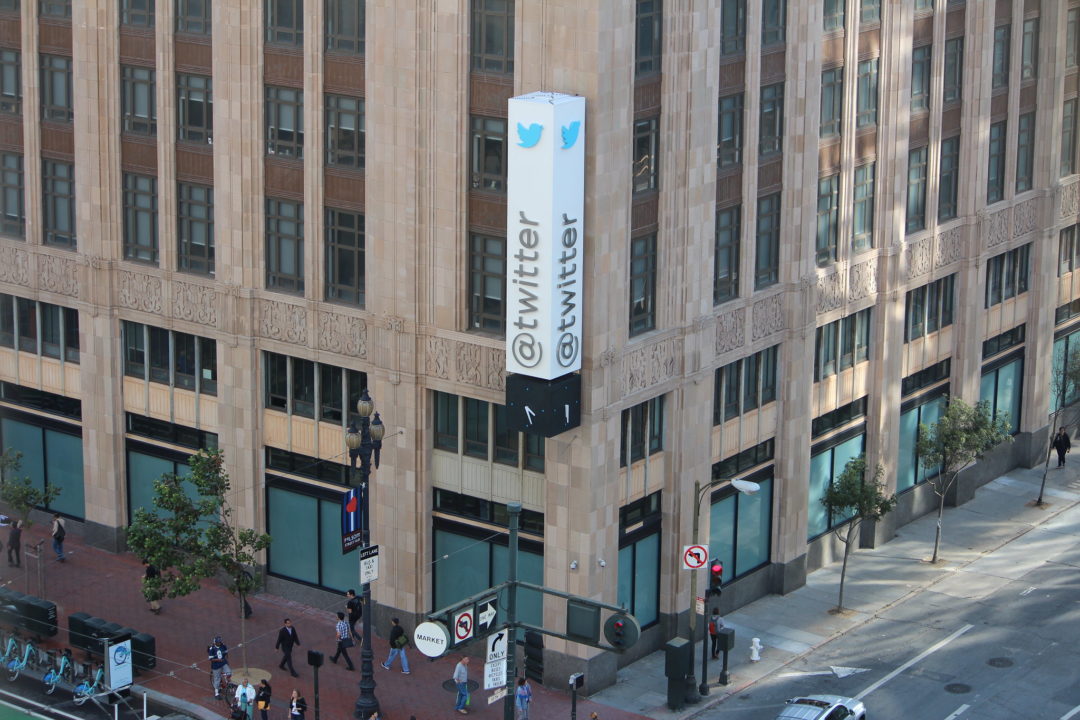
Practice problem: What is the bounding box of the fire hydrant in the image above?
[750,637,762,662]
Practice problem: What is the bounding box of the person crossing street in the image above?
[380,617,411,674]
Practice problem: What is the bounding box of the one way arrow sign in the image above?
[477,598,497,632]
[486,631,507,663]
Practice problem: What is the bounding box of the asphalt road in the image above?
[695,537,1080,719]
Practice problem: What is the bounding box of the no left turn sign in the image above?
[453,608,475,643]
[682,545,709,570]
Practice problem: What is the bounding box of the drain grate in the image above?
[945,683,972,694]
[988,657,1014,668]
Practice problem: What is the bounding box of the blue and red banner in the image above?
[341,487,363,554]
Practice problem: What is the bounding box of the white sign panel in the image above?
[506,92,586,380]
[106,638,133,690]
[478,598,497,632]
[453,608,475,644]
[682,545,709,570]
[360,545,379,584]
[413,621,451,658]
[488,687,508,704]
[486,630,508,663]
[484,659,507,690]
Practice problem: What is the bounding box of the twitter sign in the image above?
[505,92,585,380]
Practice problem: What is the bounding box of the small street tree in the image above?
[127,449,271,673]
[821,456,896,612]
[0,448,61,526]
[916,397,1012,563]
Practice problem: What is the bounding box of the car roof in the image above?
[775,695,859,720]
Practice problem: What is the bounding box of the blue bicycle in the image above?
[43,649,73,695]
[6,637,37,681]
[0,633,17,666]
[73,665,104,706]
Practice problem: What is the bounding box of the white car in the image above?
[775,695,867,720]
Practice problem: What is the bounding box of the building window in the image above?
[431,391,545,471]
[905,274,955,341]
[176,0,211,35]
[852,162,874,252]
[629,233,657,336]
[980,357,1023,435]
[266,0,303,46]
[992,25,1010,90]
[823,0,843,31]
[1062,99,1078,178]
[0,416,84,520]
[178,182,214,275]
[263,352,365,422]
[618,492,661,627]
[325,208,365,306]
[714,204,740,304]
[177,74,212,144]
[1069,8,1080,69]
[633,117,660,194]
[39,0,70,18]
[470,0,514,74]
[761,0,786,46]
[910,45,931,112]
[0,50,20,116]
[124,321,216,395]
[325,94,364,169]
[42,160,75,249]
[755,192,780,289]
[820,67,843,138]
[266,86,304,158]
[938,136,960,221]
[984,244,1030,308]
[717,93,743,169]
[121,0,154,26]
[720,0,746,55]
[708,470,773,583]
[816,173,839,266]
[1020,18,1038,80]
[713,345,778,423]
[943,37,963,104]
[0,294,79,363]
[987,120,1006,204]
[906,146,927,234]
[809,434,865,538]
[123,173,158,264]
[621,397,664,465]
[0,153,23,238]
[859,0,880,24]
[635,0,662,76]
[758,82,783,157]
[814,308,871,381]
[1053,329,1080,411]
[40,54,73,123]
[898,393,947,493]
[325,0,364,55]
[982,324,1025,359]
[121,66,156,136]
[469,233,505,333]
[856,58,877,128]
[1060,225,1080,277]
[470,115,507,191]
[1015,111,1035,193]
[265,198,304,294]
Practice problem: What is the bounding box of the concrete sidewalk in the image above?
[590,459,1080,719]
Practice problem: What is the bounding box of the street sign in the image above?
[695,596,705,615]
[484,658,507,690]
[477,597,498,632]
[453,608,475,644]
[682,544,709,570]
[360,545,379,584]
[105,635,133,690]
[488,687,508,704]
[413,621,451,658]
[486,630,508,663]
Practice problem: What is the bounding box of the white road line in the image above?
[1020,586,1037,596]
[944,704,970,720]
[1060,704,1080,720]
[854,623,974,701]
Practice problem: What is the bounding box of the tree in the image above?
[127,449,271,673]
[916,397,1012,563]
[0,448,61,526]
[821,456,896,612]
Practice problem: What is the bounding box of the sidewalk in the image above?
[590,459,1080,719]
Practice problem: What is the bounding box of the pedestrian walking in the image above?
[515,677,532,720]
[207,635,232,698]
[1054,427,1072,467]
[329,611,355,670]
[276,618,301,677]
[234,678,256,720]
[708,608,724,659]
[255,679,272,720]
[380,617,411,674]
[452,656,470,714]
[142,560,162,614]
[345,589,363,639]
[50,513,65,562]
[288,690,307,720]
[7,520,20,568]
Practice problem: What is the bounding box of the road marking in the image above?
[1020,586,1037,596]
[778,670,833,678]
[944,704,970,720]
[777,666,869,679]
[1060,704,1080,720]
[854,623,973,700]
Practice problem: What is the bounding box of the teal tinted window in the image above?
[267,486,318,584]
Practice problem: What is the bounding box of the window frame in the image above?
[121,65,156,136]
[325,93,365,170]
[987,119,1007,204]
[40,53,73,123]
[470,115,508,192]
[943,36,963,104]
[758,82,784,157]
[122,172,159,265]
[42,159,75,249]
[1020,18,1038,81]
[761,0,786,46]
[265,85,305,159]
[855,58,878,129]
[120,0,155,27]
[177,73,213,144]
[1062,98,1078,178]
[852,162,874,252]
[629,233,658,336]
[470,0,514,74]
[632,116,660,194]
[0,49,21,116]
[816,173,840,266]
[904,274,955,342]
[717,93,744,169]
[1015,111,1035,193]
[266,0,304,47]
[906,146,928,234]
[325,0,365,55]
[468,232,506,333]
[910,45,931,113]
[265,198,305,294]
[635,0,663,76]
[720,0,746,55]
[713,204,740,304]
[324,207,365,307]
[178,182,214,275]
[175,0,211,35]
[0,152,24,238]
[754,192,780,289]
[992,25,1010,90]
[819,67,843,138]
[938,135,960,221]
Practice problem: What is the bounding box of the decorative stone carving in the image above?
[714,308,745,355]
[173,281,219,327]
[259,299,307,345]
[693,314,712,333]
[425,337,449,379]
[1012,198,1038,238]
[117,270,161,311]
[599,347,618,367]
[1061,181,1080,219]
[0,245,29,286]
[848,259,877,301]
[384,315,404,333]
[317,311,367,358]
[906,238,932,279]
[622,337,681,395]
[484,348,506,391]
[986,207,1010,248]
[457,343,482,386]
[751,293,785,341]
[39,254,80,298]
[816,271,845,313]
[934,227,964,268]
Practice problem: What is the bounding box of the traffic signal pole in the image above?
[504,503,520,720]
[684,479,704,704]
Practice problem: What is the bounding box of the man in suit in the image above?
[275,618,301,677]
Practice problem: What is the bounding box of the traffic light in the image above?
[603,613,641,651]
[524,630,544,684]
[707,559,724,597]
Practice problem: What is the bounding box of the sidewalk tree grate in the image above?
[944,683,972,694]
[987,657,1014,668]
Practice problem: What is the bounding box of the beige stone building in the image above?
[0,0,1077,690]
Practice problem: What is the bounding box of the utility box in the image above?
[664,637,691,679]
[716,627,735,652]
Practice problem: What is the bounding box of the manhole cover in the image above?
[441,679,481,693]
[988,657,1014,668]
[945,683,972,694]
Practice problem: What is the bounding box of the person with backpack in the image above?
[708,608,724,659]
[380,617,411,674]
[51,513,65,562]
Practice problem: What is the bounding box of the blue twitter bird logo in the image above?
[560,121,581,149]
[517,122,543,148]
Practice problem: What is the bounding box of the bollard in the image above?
[749,637,762,662]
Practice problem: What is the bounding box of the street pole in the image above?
[685,480,702,702]
[313,663,321,720]
[503,503,520,720]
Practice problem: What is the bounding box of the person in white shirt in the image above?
[235,678,256,720]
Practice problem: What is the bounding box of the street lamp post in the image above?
[345,389,385,720]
